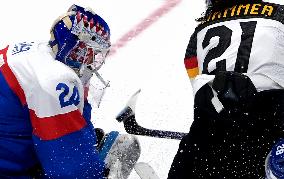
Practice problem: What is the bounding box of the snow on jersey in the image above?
[184,2,284,94]
[0,42,104,178]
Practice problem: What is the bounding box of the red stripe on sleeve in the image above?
[0,46,27,106]
[30,109,87,140]
[0,45,9,63]
[184,56,198,69]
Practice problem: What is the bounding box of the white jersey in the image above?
[184,2,284,94]
[2,41,85,140]
[7,41,85,114]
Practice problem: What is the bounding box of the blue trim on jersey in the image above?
[0,71,39,175]
[33,125,105,178]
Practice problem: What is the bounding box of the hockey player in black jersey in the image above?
[168,0,284,178]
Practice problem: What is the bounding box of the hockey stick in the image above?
[116,90,187,140]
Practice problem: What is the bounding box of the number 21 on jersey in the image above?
[201,21,257,74]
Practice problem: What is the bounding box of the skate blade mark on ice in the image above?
[116,89,187,140]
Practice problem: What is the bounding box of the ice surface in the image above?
[0,0,204,178]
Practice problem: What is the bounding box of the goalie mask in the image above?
[49,4,111,86]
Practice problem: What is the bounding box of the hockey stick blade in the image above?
[134,162,160,179]
[116,89,141,122]
[116,90,187,140]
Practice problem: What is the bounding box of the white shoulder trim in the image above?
[263,0,284,5]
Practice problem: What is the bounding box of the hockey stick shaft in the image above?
[116,106,187,140]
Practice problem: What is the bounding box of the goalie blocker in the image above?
[98,131,141,179]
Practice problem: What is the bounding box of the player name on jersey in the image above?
[206,3,276,22]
